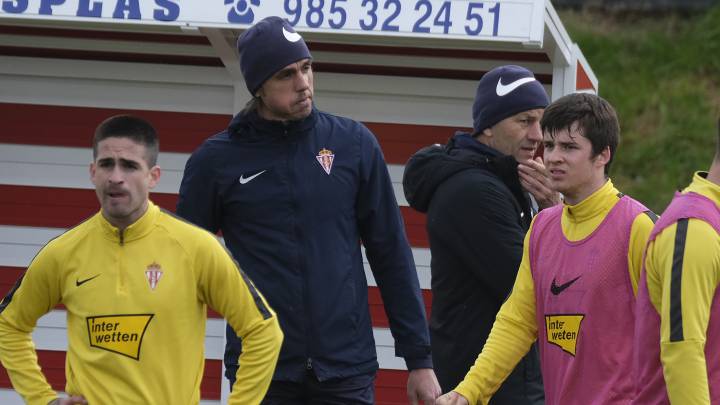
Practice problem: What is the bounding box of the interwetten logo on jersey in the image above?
[87,314,153,360]
[545,314,585,356]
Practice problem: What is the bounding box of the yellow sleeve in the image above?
[646,218,720,404]
[195,236,283,405]
[455,227,538,405]
[627,212,656,296]
[0,244,61,405]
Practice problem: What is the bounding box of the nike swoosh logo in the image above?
[239,170,267,185]
[550,276,581,295]
[282,27,302,43]
[76,274,101,287]
[496,77,537,97]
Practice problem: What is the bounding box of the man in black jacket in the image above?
[403,65,557,403]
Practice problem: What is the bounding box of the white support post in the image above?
[551,46,573,100]
[200,27,250,114]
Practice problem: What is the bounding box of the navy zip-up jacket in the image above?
[176,107,432,382]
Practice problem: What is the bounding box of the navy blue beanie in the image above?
[237,16,312,95]
[472,65,549,133]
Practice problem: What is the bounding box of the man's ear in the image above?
[595,146,611,167]
[148,165,161,189]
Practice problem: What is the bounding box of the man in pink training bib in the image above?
[635,119,720,404]
[436,93,657,405]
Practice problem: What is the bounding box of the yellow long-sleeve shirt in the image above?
[0,202,283,405]
[644,172,720,404]
[455,180,655,404]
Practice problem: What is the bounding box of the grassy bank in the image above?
[559,5,720,212]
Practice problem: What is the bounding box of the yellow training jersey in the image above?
[0,202,282,405]
[644,172,720,403]
[455,180,655,404]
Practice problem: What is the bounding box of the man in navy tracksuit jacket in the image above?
[176,16,439,404]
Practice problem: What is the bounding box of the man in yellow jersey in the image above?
[0,115,283,405]
[634,119,720,404]
[436,93,657,405]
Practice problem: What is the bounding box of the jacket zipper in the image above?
[118,228,125,292]
[287,140,313,374]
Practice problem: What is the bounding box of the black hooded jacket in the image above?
[403,133,544,403]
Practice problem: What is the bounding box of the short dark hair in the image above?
[92,115,159,166]
[541,93,619,175]
[241,97,260,115]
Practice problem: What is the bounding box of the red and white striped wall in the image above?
[0,13,582,403]
[0,101,450,404]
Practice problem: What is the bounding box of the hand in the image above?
[407,368,441,404]
[49,395,88,405]
[435,390,470,405]
[518,157,560,210]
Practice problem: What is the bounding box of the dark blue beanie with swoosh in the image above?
[237,16,313,96]
[472,65,550,133]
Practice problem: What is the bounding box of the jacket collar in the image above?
[228,105,317,142]
[562,179,617,227]
[687,172,720,208]
[97,201,159,244]
[450,132,533,224]
[450,132,521,183]
[451,132,503,158]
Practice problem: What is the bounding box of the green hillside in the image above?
[559,5,720,212]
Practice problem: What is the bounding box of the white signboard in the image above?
[0,0,545,44]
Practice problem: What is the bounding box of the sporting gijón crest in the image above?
[316,148,334,175]
[145,262,163,291]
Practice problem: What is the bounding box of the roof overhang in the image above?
[0,0,597,108]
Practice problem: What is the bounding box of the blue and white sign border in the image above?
[0,0,545,45]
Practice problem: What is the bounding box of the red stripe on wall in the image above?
[0,185,176,229]
[0,350,409,403]
[0,267,419,401]
[0,103,230,153]
[316,62,553,83]
[0,266,23,299]
[0,266,222,318]
[0,267,433,327]
[0,103,459,164]
[0,185,429,248]
[0,46,224,67]
[0,25,551,64]
[399,207,427,247]
[0,25,212,45]
[0,350,223,399]
[0,24,551,83]
[0,44,549,82]
[310,42,552,63]
[369,288,432,328]
[376,369,413,405]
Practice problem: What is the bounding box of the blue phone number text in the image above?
[278,0,501,36]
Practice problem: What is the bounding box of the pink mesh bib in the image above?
[634,191,720,404]
[530,196,649,404]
